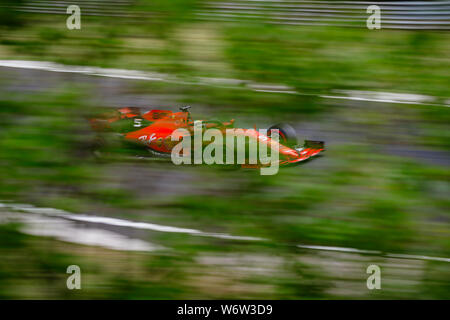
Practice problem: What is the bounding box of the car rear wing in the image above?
[303,140,325,150]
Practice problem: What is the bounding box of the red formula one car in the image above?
[89,106,324,168]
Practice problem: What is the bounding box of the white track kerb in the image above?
[170,121,280,175]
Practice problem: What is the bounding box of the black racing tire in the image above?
[268,123,298,147]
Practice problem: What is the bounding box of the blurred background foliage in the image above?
[0,0,448,299]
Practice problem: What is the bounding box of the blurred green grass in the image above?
[0,87,448,299]
[0,2,449,299]
[1,8,449,98]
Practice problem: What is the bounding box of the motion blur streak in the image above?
[2,201,449,262]
[0,0,448,300]
[0,59,447,107]
[7,1,450,30]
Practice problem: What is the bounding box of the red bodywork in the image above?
[90,107,324,167]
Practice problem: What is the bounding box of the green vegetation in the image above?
[0,2,448,299]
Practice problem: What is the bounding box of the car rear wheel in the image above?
[267,123,298,147]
